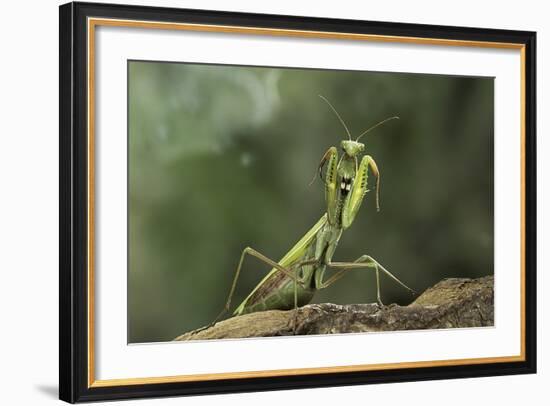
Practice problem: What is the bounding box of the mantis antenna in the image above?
[319,95,352,141]
[356,116,400,142]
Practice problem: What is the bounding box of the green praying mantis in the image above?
[212,95,415,327]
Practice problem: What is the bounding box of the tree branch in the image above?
[174,275,493,341]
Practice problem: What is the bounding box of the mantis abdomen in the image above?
[235,268,317,315]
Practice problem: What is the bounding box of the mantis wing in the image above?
[233,214,328,315]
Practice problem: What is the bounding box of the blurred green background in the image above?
[128,61,494,344]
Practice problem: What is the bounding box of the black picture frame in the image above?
[59,1,536,403]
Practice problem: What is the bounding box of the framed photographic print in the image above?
[59,1,537,403]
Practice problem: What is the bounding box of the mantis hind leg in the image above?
[323,255,415,306]
[211,247,313,327]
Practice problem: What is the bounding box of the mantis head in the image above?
[341,140,365,157]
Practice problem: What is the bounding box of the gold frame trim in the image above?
[87,17,527,388]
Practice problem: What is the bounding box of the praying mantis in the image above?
[212,96,415,326]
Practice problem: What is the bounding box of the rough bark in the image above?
[174,275,493,341]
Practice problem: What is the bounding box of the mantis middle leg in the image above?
[322,255,415,306]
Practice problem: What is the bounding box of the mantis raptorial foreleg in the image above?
[317,146,339,224]
[212,247,317,325]
[322,255,415,306]
[342,155,380,228]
